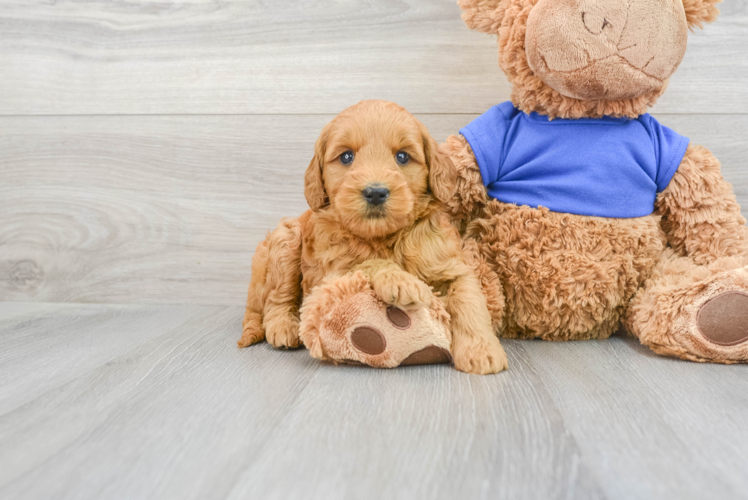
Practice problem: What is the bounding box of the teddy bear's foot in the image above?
[697,292,748,347]
[628,257,748,364]
[299,271,452,368]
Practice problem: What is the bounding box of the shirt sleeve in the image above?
[459,103,512,186]
[641,114,690,193]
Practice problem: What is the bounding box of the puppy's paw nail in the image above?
[266,317,301,349]
[452,337,508,375]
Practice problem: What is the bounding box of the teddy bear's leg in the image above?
[298,271,452,368]
[625,250,748,363]
[626,145,748,362]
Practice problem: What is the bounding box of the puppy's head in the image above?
[305,100,456,239]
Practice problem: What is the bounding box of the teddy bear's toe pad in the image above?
[698,291,748,346]
[386,306,411,329]
[351,327,387,355]
[401,346,452,366]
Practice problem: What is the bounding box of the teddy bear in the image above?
[437,0,748,364]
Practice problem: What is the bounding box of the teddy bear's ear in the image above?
[304,126,330,211]
[682,0,721,29]
[458,0,506,34]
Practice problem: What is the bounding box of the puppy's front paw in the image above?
[265,315,301,349]
[373,273,433,309]
[452,335,508,375]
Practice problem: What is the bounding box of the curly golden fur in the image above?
[240,100,508,374]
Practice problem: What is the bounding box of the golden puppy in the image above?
[239,100,507,374]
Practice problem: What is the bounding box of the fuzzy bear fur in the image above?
[449,0,748,363]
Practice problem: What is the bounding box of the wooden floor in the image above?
[0,302,747,499]
[2,0,748,498]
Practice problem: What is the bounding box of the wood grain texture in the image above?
[226,343,602,500]
[522,336,748,500]
[0,304,320,499]
[0,0,746,115]
[2,114,747,306]
[1,303,747,499]
[0,302,214,415]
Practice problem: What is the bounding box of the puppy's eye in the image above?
[339,151,355,166]
[395,151,410,166]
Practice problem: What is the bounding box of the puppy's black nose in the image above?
[362,186,390,206]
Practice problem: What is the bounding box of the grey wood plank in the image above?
[1,114,746,306]
[0,304,320,499]
[0,114,321,306]
[0,301,67,322]
[0,302,218,416]
[0,303,603,500]
[521,336,748,500]
[0,0,745,115]
[3,303,745,499]
[226,340,604,500]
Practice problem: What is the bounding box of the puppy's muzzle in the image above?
[362,185,390,206]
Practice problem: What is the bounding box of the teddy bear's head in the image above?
[459,0,721,118]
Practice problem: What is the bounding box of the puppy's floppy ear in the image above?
[304,127,329,211]
[681,0,720,29]
[421,123,457,205]
[458,0,506,34]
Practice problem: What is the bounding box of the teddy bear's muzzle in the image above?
[525,0,688,101]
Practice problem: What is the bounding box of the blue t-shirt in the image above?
[459,102,690,218]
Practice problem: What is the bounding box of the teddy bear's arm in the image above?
[441,134,489,234]
[656,144,748,266]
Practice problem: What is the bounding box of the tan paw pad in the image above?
[351,327,387,355]
[697,291,748,346]
[386,306,411,329]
